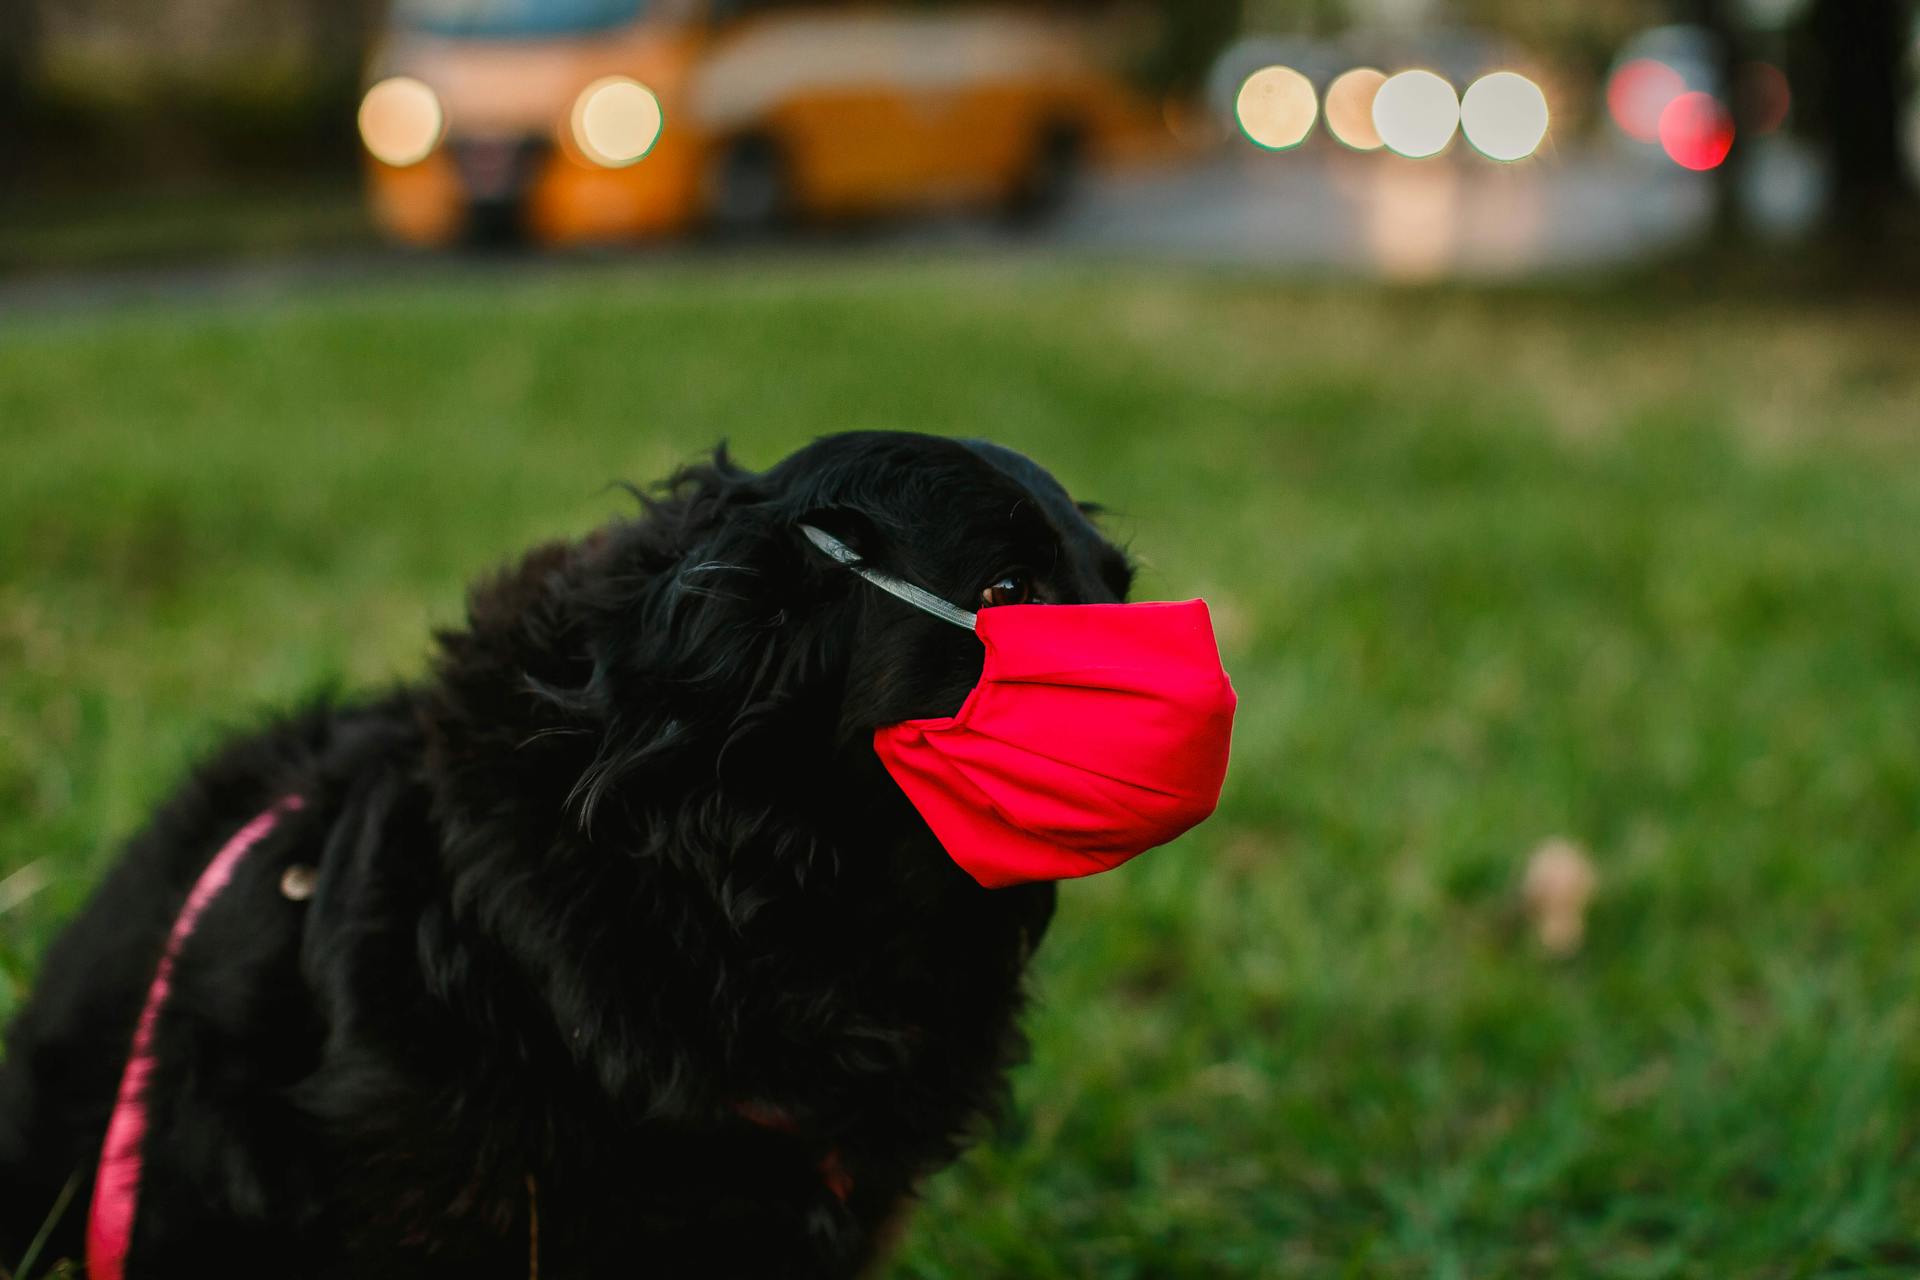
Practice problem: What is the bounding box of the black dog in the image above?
[0,433,1136,1278]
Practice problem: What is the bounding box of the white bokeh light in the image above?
[1372,70,1459,159]
[358,77,443,168]
[1460,72,1550,162]
[572,77,664,168]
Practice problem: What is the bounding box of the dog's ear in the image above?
[564,454,873,839]
[620,445,762,566]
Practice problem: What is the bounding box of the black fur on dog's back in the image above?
[0,433,1133,1278]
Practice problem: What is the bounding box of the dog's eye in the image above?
[980,574,1032,608]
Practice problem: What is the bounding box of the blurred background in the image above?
[4,1,1920,1277]
[0,0,1915,275]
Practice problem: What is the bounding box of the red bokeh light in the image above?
[1659,91,1734,170]
[1608,58,1685,143]
[1741,61,1791,136]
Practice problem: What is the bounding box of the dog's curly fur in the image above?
[0,433,1135,1278]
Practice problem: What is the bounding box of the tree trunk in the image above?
[1687,0,1748,242]
[0,0,38,189]
[1807,0,1914,245]
[308,0,384,78]
[1148,0,1243,95]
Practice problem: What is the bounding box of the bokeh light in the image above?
[1162,95,1225,148]
[1741,61,1792,135]
[1460,72,1550,162]
[1324,68,1386,151]
[571,77,664,168]
[358,77,443,168]
[1607,58,1685,144]
[1659,91,1734,170]
[1365,162,1461,280]
[1235,66,1318,151]
[1372,70,1459,160]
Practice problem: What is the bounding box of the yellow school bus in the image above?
[358,0,1154,245]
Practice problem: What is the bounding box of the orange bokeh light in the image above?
[1324,68,1386,151]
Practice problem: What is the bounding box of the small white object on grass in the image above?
[280,864,319,902]
[1523,838,1597,955]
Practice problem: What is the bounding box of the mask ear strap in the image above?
[800,525,979,632]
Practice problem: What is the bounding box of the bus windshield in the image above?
[397,0,645,38]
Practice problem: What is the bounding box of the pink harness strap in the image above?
[86,797,302,1280]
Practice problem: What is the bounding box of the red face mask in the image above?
[804,526,1237,888]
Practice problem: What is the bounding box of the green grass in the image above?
[3,258,1919,1278]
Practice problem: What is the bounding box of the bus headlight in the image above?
[359,77,444,168]
[571,77,664,168]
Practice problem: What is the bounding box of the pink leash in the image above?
[82,794,848,1277]
[85,797,302,1280]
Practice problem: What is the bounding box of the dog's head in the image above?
[440,433,1131,895]
[428,433,1131,1103]
[772,432,1136,741]
[596,431,1128,811]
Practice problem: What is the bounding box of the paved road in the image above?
[1062,138,1820,279]
[1065,149,1710,279]
[0,142,1820,318]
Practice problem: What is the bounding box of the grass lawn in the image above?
[2,257,1918,1278]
